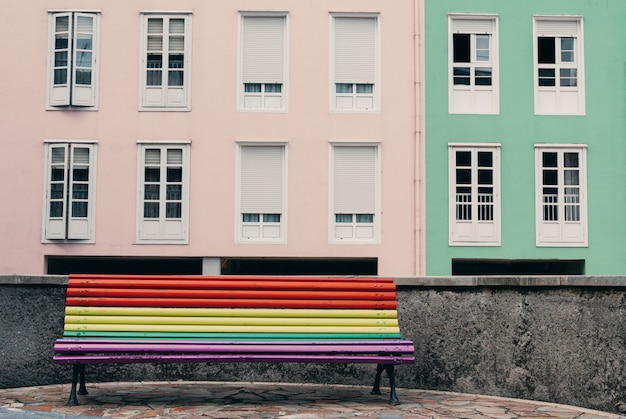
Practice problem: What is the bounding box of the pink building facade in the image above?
[0,1,425,276]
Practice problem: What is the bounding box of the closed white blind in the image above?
[450,18,494,34]
[333,146,377,213]
[242,16,285,83]
[334,17,376,84]
[241,146,284,213]
[536,19,579,37]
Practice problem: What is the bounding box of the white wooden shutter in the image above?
[334,17,376,84]
[242,16,285,83]
[45,144,69,239]
[50,13,72,106]
[240,146,284,214]
[450,18,493,34]
[333,146,377,213]
[536,19,579,37]
[70,13,96,106]
[67,145,93,239]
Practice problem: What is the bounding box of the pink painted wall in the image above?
[0,0,423,275]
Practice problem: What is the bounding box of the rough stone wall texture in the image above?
[1,280,625,413]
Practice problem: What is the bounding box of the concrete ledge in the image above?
[0,275,67,285]
[394,276,626,287]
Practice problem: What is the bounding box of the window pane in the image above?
[356,84,373,94]
[167,149,183,164]
[55,16,69,32]
[51,167,65,182]
[72,202,88,218]
[475,35,490,61]
[50,201,64,218]
[356,214,374,223]
[561,37,575,62]
[538,68,555,86]
[75,51,92,67]
[564,152,579,167]
[456,151,471,166]
[538,37,555,64]
[169,18,185,34]
[75,69,92,85]
[475,67,492,86]
[76,35,92,51]
[145,167,160,182]
[144,203,159,218]
[478,169,493,185]
[243,213,260,222]
[456,169,471,184]
[265,83,282,93]
[147,18,163,34]
[54,69,67,85]
[564,170,579,186]
[72,183,89,200]
[144,184,160,200]
[73,167,89,181]
[477,151,492,167]
[166,184,182,200]
[244,83,261,92]
[560,68,577,87]
[263,214,281,222]
[167,167,182,182]
[453,34,471,63]
[336,83,353,93]
[542,152,558,167]
[336,214,353,223]
[51,183,64,199]
[543,169,558,186]
[55,51,68,67]
[453,67,470,85]
[168,70,184,86]
[166,202,181,218]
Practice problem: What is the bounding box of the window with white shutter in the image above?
[47,11,100,109]
[137,143,190,242]
[331,15,379,111]
[448,14,499,114]
[240,14,287,111]
[43,142,97,242]
[448,144,500,246]
[330,144,380,242]
[533,16,585,115]
[140,13,192,110]
[238,144,286,242]
[535,145,587,246]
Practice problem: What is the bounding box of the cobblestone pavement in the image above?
[0,381,623,419]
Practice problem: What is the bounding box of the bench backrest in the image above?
[62,274,403,341]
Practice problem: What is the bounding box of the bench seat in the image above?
[54,274,414,405]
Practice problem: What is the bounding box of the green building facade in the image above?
[425,0,626,275]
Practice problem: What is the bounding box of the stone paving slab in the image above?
[0,381,623,419]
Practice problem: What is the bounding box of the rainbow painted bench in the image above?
[53,274,414,405]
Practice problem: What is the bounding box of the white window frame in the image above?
[329,142,381,243]
[139,12,192,111]
[238,12,289,112]
[448,143,501,246]
[535,144,587,247]
[448,14,499,115]
[533,15,585,115]
[330,13,380,113]
[46,10,101,110]
[236,142,287,243]
[136,142,190,243]
[42,140,97,243]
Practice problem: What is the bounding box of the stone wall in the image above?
[0,275,624,413]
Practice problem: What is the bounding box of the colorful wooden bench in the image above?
[53,274,415,405]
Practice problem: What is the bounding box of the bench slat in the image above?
[70,274,395,283]
[66,297,397,309]
[53,353,415,365]
[66,288,397,301]
[64,315,398,327]
[69,278,396,292]
[65,306,399,319]
[62,331,403,340]
[55,340,414,353]
[65,324,401,334]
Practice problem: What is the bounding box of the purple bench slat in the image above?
[54,340,415,355]
[53,353,416,365]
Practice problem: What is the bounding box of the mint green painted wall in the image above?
[425,0,626,275]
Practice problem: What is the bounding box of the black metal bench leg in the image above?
[67,365,88,406]
[78,365,88,396]
[370,364,400,405]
